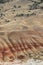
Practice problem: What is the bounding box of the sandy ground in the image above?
[0,59,43,65]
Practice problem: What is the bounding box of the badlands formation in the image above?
[0,0,43,65]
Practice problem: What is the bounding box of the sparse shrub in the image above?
[20,14,24,16]
[41,0,43,2]
[0,0,9,3]
[14,5,16,8]
[18,6,21,8]
[16,14,24,17]
[5,19,10,22]
[29,2,38,10]
[13,10,15,12]
[26,14,29,16]
[40,7,43,9]
[0,13,5,18]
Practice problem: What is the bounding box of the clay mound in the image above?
[0,29,43,62]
